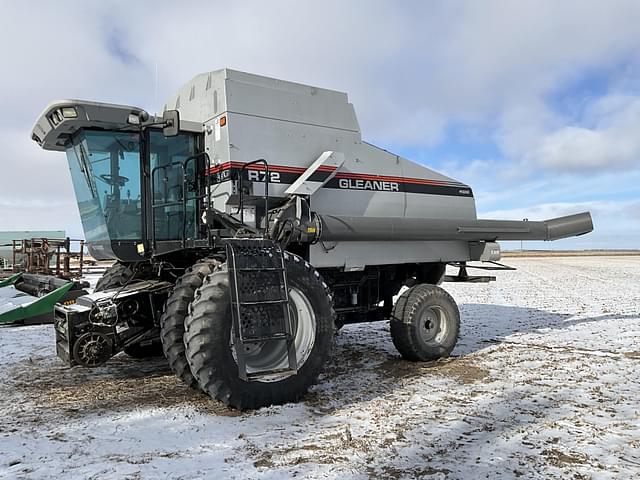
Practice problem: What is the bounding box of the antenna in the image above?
[154,62,159,114]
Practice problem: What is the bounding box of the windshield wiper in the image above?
[75,142,99,199]
[115,137,133,153]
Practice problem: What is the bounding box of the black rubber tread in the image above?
[160,259,220,388]
[94,262,136,292]
[184,252,335,410]
[390,284,460,361]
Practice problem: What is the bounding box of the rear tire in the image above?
[390,284,459,361]
[160,259,220,388]
[184,252,335,410]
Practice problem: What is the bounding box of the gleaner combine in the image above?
[31,69,593,409]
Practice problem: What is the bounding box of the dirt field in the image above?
[1,256,638,479]
[502,250,640,257]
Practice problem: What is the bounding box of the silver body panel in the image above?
[167,69,478,267]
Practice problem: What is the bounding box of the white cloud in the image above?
[481,200,640,250]
[536,126,635,171]
[1,1,639,247]
[0,200,81,237]
[504,94,640,172]
[481,200,623,221]
[0,129,81,236]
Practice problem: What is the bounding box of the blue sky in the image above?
[0,0,638,250]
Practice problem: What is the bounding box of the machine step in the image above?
[226,239,297,381]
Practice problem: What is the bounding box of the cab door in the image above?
[148,131,202,250]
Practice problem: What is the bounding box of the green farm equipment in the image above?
[0,237,88,325]
[0,273,88,325]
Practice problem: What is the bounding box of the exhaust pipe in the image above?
[317,212,593,242]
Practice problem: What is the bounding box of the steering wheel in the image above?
[99,174,129,187]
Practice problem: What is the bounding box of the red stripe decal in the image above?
[208,162,465,187]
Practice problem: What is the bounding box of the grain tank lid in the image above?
[164,68,360,132]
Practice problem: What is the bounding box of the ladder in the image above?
[225,239,297,381]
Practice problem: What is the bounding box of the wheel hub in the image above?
[417,306,448,345]
[72,332,113,367]
[231,287,317,383]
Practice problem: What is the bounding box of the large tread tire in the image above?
[94,262,137,292]
[184,252,335,410]
[390,284,460,361]
[160,259,220,388]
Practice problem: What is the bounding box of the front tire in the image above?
[390,284,460,361]
[160,259,220,388]
[184,252,335,410]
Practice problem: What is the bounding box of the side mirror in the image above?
[162,110,180,137]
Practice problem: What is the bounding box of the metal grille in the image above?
[226,239,297,380]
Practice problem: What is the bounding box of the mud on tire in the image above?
[160,259,220,388]
[390,284,460,361]
[184,252,335,410]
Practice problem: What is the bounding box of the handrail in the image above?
[182,152,211,246]
[236,159,269,235]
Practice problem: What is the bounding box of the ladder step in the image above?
[234,299,289,306]
[236,267,286,272]
[241,332,291,343]
[226,238,298,382]
[246,367,297,380]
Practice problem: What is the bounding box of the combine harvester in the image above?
[30,69,593,408]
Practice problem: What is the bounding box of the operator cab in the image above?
[31,100,205,261]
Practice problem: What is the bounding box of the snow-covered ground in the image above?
[1,256,638,479]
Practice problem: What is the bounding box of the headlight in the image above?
[61,107,78,118]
